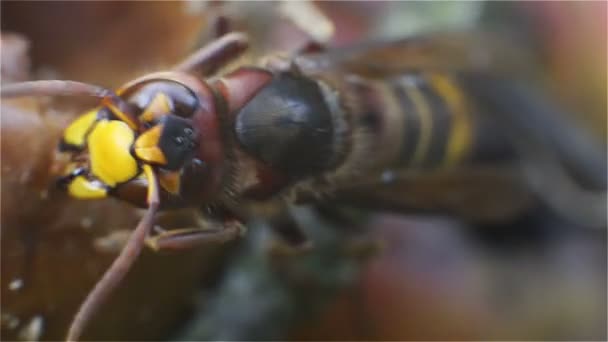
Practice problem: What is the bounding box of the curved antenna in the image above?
[66,165,160,342]
[1,80,141,130]
[0,80,112,98]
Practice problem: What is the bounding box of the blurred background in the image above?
[1,1,606,341]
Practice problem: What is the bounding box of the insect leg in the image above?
[145,221,246,251]
[172,32,249,76]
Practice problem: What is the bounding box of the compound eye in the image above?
[126,81,199,118]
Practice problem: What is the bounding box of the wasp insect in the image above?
[1,28,606,341]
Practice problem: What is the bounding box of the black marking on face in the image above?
[157,115,199,171]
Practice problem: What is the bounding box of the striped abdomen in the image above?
[327,70,514,179]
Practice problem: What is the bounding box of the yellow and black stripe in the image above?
[389,72,473,168]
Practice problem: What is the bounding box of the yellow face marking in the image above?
[142,164,159,205]
[135,147,168,165]
[159,170,181,194]
[428,73,472,165]
[68,176,108,199]
[134,125,168,165]
[88,120,139,186]
[63,109,99,148]
[405,83,432,166]
[141,93,172,123]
